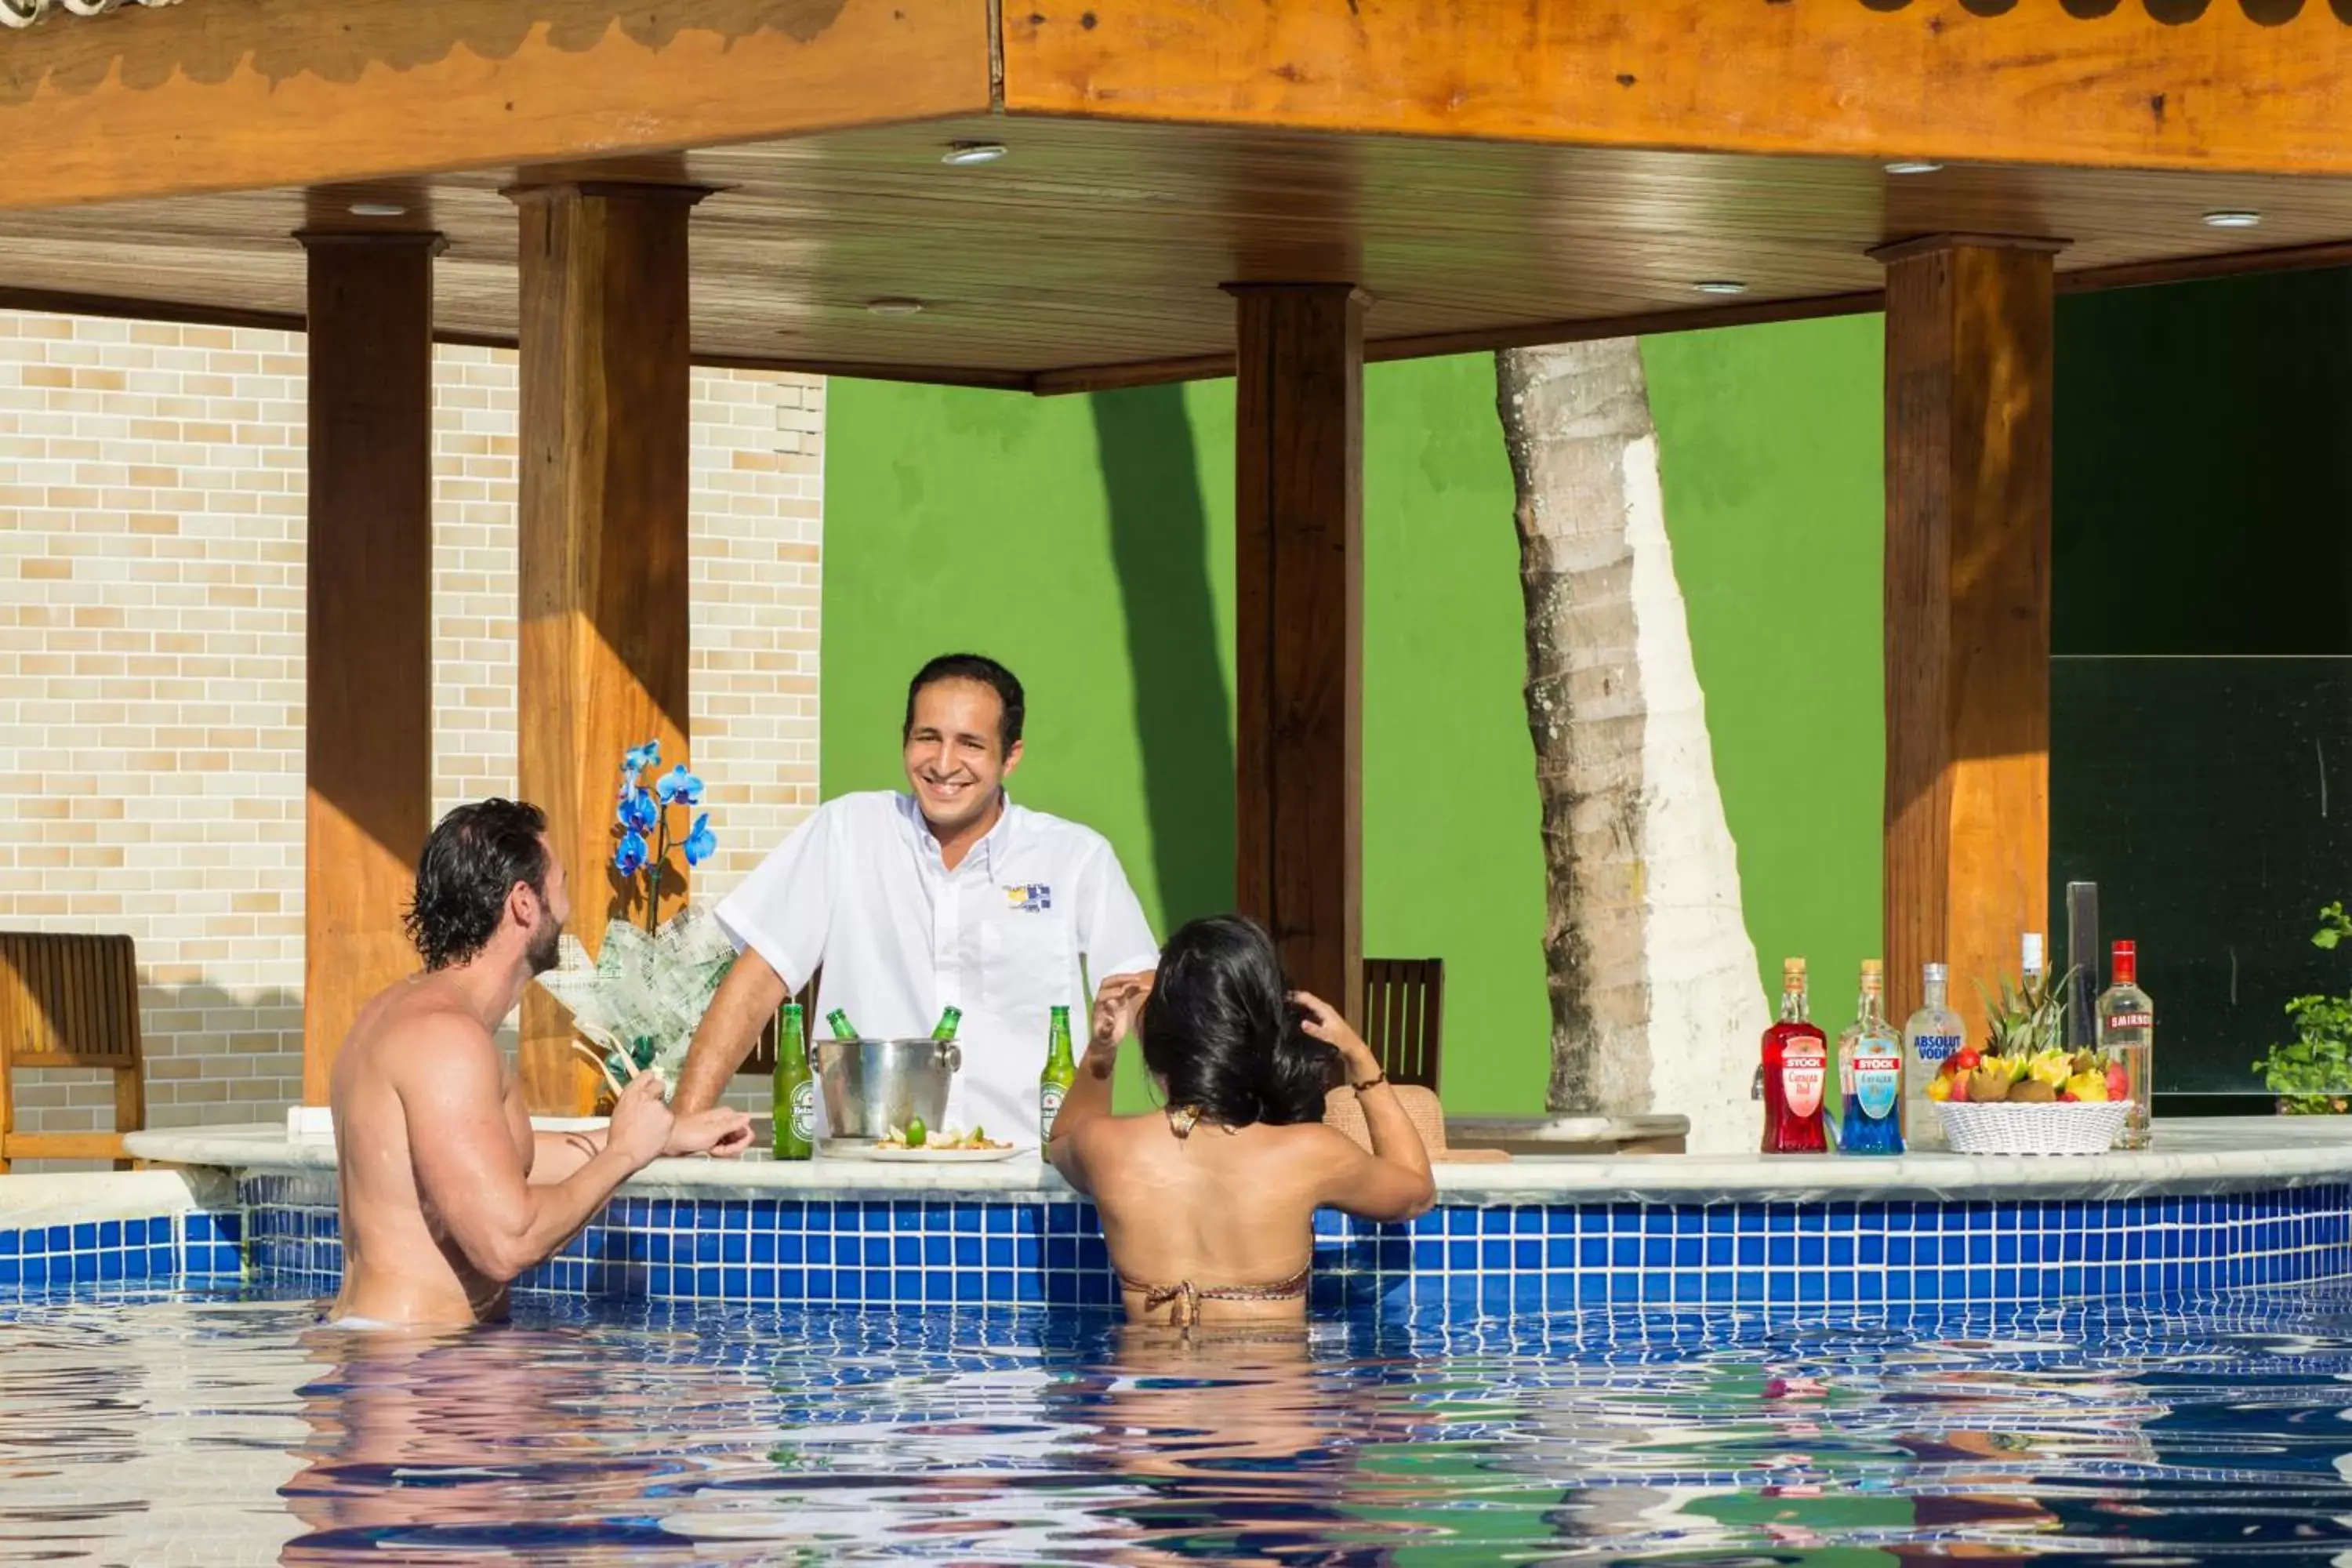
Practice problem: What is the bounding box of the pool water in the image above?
[9,1287,2352,1564]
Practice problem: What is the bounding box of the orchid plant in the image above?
[531,739,734,1095]
[613,739,719,931]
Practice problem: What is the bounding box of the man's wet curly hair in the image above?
[404,799,551,971]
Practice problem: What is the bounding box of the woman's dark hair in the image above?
[405,799,551,971]
[1140,915,1337,1127]
[903,653,1025,751]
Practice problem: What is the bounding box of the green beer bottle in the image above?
[931,1004,963,1041]
[771,1003,814,1161]
[1039,1005,1075,1157]
[824,1007,858,1041]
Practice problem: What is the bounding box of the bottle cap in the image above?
[2022,932,2045,969]
[1923,962,1947,982]
[2112,940,2136,960]
[1860,959,1883,990]
[1783,957,1806,978]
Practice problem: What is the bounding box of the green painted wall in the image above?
[823,321,1888,1116]
[1642,317,1887,1022]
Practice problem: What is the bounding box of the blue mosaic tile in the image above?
[0,1208,209,1294]
[147,1174,2349,1317]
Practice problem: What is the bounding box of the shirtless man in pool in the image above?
[328,799,752,1328]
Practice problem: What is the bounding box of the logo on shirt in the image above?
[1004,883,1054,913]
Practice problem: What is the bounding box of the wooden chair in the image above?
[0,932,144,1171]
[1359,957,1445,1091]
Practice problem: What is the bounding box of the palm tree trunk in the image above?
[1496,338,1766,1153]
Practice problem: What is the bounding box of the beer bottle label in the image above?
[789,1080,817,1143]
[1039,1085,1065,1145]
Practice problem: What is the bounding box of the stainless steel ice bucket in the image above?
[814,1036,962,1144]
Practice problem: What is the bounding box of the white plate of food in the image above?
[853,1144,1024,1163]
[824,1128,1022,1162]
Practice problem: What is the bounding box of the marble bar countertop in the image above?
[0,1167,233,1229]
[123,1117,2352,1203]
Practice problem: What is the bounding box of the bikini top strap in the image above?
[1134,1278,1200,1327]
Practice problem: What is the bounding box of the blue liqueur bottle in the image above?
[1838,960,1905,1156]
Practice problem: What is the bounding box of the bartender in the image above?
[671,653,1160,1149]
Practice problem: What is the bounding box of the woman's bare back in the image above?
[1074,1111,1355,1326]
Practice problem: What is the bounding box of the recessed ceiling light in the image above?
[1693,280,1749,296]
[866,298,924,316]
[941,142,1008,167]
[2202,209,2262,230]
[1884,159,1944,176]
[347,201,408,218]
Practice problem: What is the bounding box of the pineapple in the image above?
[1976,964,2078,1094]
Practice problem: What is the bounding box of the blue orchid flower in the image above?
[683,812,718,868]
[615,786,659,834]
[622,739,662,778]
[656,764,704,808]
[613,829,649,877]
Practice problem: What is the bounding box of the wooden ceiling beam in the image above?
[9,226,2352,399]
[1006,0,2352,180]
[0,0,993,211]
[0,281,1036,387]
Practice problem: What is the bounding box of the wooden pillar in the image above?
[1877,234,2061,1029]
[299,231,441,1105]
[513,183,703,1114]
[1229,284,1366,1019]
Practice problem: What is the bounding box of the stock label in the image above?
[1782,1044,1826,1118]
[1853,1053,1901,1120]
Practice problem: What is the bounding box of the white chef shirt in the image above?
[713,791,1160,1148]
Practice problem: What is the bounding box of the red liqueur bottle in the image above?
[1760,956,1831,1154]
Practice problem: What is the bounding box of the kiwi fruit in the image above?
[2009,1080,2058,1105]
[1966,1063,2013,1103]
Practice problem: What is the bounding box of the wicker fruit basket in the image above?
[1936,1099,2132,1156]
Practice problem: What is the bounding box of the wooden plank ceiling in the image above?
[5,112,2352,391]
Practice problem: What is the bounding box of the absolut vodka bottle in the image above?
[1902,962,1964,1151]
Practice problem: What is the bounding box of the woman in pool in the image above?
[1049,914,1436,1327]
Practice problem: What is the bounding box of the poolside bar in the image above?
[93,1119,2352,1310]
[6,0,2352,1294]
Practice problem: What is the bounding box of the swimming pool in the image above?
[11,1283,2352,1564]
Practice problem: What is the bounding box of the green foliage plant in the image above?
[2253,902,2352,1115]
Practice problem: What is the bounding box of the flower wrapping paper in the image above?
[534,906,738,1086]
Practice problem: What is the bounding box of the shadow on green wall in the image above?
[1088,386,1235,928]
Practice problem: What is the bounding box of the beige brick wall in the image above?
[0,315,822,1145]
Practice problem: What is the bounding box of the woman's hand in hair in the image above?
[1290,991,1380,1087]
[1085,971,1152,1080]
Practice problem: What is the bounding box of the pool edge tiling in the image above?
[230,1171,2352,1312]
[0,1209,243,1291]
[11,1118,2342,1315]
